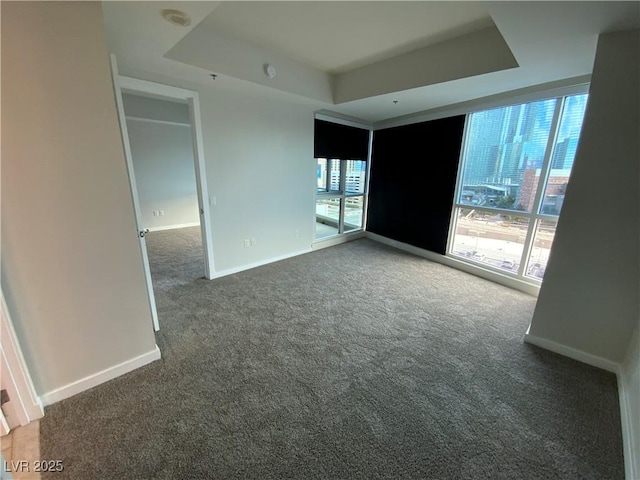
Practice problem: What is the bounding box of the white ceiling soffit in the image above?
[332,27,517,104]
[103,1,640,123]
[336,1,640,123]
[165,1,516,104]
[103,1,220,74]
[165,21,335,103]
[198,2,494,74]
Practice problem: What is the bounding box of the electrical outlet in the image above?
[159,210,165,216]
[152,210,158,217]
[250,238,256,246]
[243,239,250,248]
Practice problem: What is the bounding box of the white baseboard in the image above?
[366,232,540,296]
[312,231,365,250]
[210,248,313,280]
[523,331,620,374]
[618,372,639,480]
[210,232,364,280]
[618,326,640,480]
[147,222,200,232]
[40,345,161,406]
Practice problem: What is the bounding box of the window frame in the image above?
[315,157,369,239]
[446,87,589,285]
[313,114,373,243]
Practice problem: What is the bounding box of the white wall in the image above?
[122,93,190,124]
[123,95,200,230]
[198,88,316,272]
[620,325,640,480]
[528,29,639,363]
[1,2,157,397]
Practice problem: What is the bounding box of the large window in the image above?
[316,158,367,240]
[448,93,588,282]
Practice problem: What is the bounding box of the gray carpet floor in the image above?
[41,228,624,479]
[145,226,205,292]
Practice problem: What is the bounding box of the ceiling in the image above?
[200,2,494,74]
[102,1,640,124]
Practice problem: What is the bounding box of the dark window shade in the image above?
[367,115,465,254]
[314,119,370,160]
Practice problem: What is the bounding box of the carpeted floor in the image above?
[145,226,205,292]
[41,228,624,479]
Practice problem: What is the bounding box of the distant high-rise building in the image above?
[321,159,366,194]
[463,100,555,201]
[345,160,365,193]
[551,137,579,170]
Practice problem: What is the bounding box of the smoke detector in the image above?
[161,9,191,27]
[264,64,276,79]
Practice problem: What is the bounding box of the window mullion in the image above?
[325,159,331,192]
[447,115,472,256]
[530,98,564,215]
[452,114,472,205]
[515,99,563,276]
[519,216,538,277]
[338,160,347,233]
[362,131,373,230]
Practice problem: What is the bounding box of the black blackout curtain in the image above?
[314,119,370,160]
[367,116,466,254]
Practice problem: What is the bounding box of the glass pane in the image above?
[315,197,340,239]
[540,94,588,215]
[526,220,557,280]
[459,99,556,212]
[344,195,364,232]
[345,160,366,194]
[451,208,530,272]
[329,159,341,192]
[316,158,328,192]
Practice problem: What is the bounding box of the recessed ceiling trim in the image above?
[373,76,591,131]
[333,27,519,104]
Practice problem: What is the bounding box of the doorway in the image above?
[110,61,215,331]
[122,93,205,292]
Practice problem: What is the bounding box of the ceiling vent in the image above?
[161,9,191,27]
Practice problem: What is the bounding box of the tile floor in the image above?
[1,421,41,480]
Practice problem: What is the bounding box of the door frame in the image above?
[1,291,44,434]
[118,75,215,281]
[109,56,215,332]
